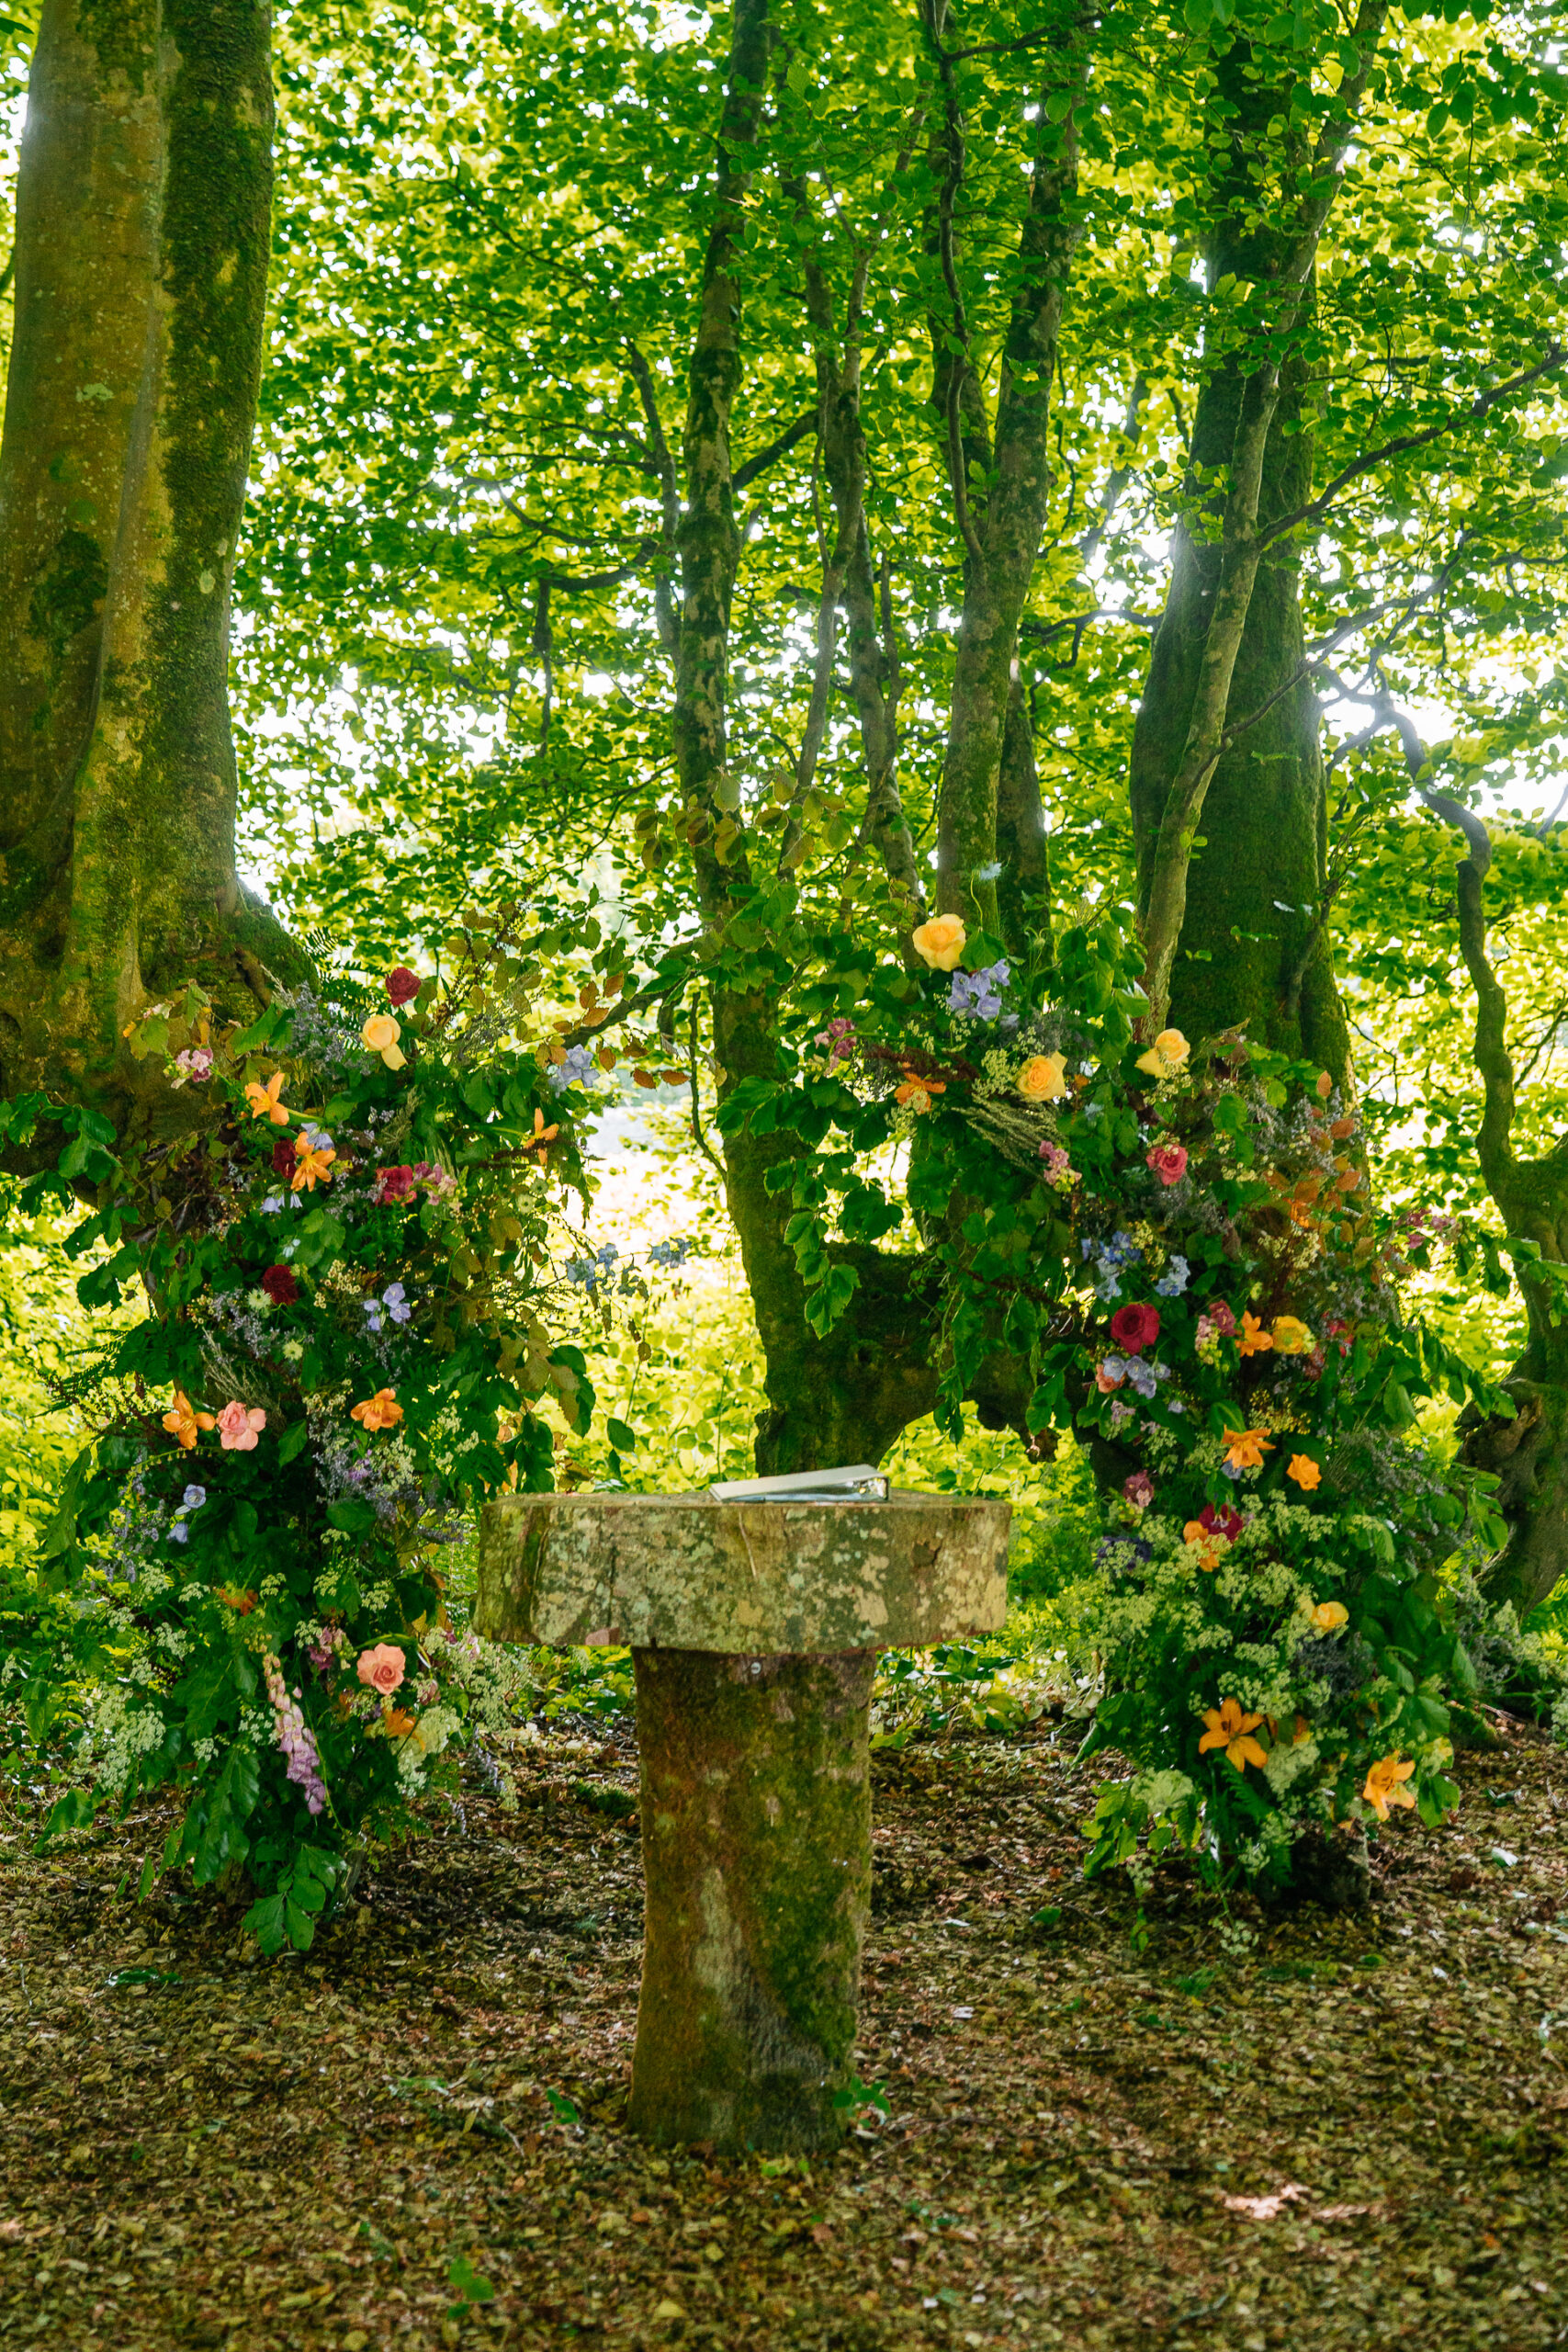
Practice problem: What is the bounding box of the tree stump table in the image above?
[474,1489,1010,2153]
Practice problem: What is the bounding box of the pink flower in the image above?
[1123,1472,1154,1510]
[1208,1300,1237,1338]
[217,1400,266,1452]
[174,1046,213,1082]
[357,1642,406,1696]
[1146,1142,1188,1187]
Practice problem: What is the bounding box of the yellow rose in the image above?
[1016,1052,1069,1102]
[910,914,967,972]
[1310,1600,1348,1634]
[1271,1315,1314,1355]
[1134,1026,1190,1080]
[361,1012,407,1071]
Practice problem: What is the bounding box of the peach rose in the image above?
[357,1643,406,1697]
[1016,1052,1069,1102]
[910,914,967,972]
[217,1400,266,1453]
[361,1012,407,1071]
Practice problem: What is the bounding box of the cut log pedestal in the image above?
[475,1490,1010,2154]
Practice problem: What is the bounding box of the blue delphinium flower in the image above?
[946,960,1010,1021]
[1155,1254,1190,1298]
[548,1045,598,1092]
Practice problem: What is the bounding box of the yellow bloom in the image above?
[1198,1697,1268,1773]
[291,1138,336,1192]
[1222,1426,1274,1472]
[162,1390,215,1450]
[1311,1600,1348,1634]
[1286,1453,1322,1491]
[361,1012,407,1070]
[243,1069,290,1125]
[1016,1052,1069,1102]
[1236,1311,1274,1358]
[1271,1315,1314,1356]
[1363,1754,1416,1821]
[910,914,967,972]
[1134,1027,1190,1080]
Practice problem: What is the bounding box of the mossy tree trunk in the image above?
[628,1646,874,2154]
[1130,17,1384,1053]
[0,0,300,1135]
[1445,854,1568,1612]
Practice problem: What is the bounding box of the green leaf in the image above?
[605,1417,637,1451]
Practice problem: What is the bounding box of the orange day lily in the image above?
[1198,1698,1268,1773]
[162,1389,215,1450]
[244,1070,290,1125]
[1363,1754,1416,1821]
[383,1707,418,1740]
[1236,1311,1273,1358]
[1287,1453,1322,1490]
[522,1107,559,1162]
[1183,1520,1226,1572]
[351,1388,403,1431]
[894,1069,945,1114]
[291,1137,336,1193]
[1222,1426,1274,1472]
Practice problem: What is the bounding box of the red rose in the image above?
[261,1264,299,1306]
[270,1136,297,1178]
[1109,1302,1160,1355]
[1146,1143,1188,1187]
[387,966,420,1007]
[376,1164,417,1204]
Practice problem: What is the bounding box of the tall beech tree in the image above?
[5,2,1568,1592]
[0,0,299,1135]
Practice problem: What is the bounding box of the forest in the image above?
[2,0,1568,2346]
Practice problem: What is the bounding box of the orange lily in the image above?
[894,1069,944,1114]
[522,1107,559,1161]
[1363,1754,1416,1821]
[1286,1453,1322,1491]
[1183,1520,1226,1572]
[1222,1427,1274,1472]
[1236,1311,1273,1358]
[244,1070,290,1125]
[351,1388,403,1431]
[291,1138,336,1193]
[383,1707,417,1740]
[162,1390,215,1450]
[1198,1698,1268,1773]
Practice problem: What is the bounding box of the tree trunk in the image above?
[628,1645,874,2153]
[1129,356,1349,1080]
[0,0,300,1131]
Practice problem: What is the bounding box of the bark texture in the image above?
[628,1645,874,2153]
[474,1489,1010,1653]
[1132,10,1386,1040]
[1447,858,1568,1611]
[0,0,302,1130]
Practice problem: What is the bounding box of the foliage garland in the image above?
[720,907,1517,1889]
[3,932,602,1950]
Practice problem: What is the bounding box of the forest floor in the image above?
[2,1712,1567,2352]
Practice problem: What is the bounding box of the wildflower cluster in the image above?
[9,945,601,1951]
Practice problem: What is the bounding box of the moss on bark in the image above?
[0,0,303,1139]
[628,1645,874,2154]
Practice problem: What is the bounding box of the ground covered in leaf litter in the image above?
[2,1715,1567,2352]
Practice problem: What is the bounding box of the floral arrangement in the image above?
[723,907,1512,1890]
[7,935,602,1949]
